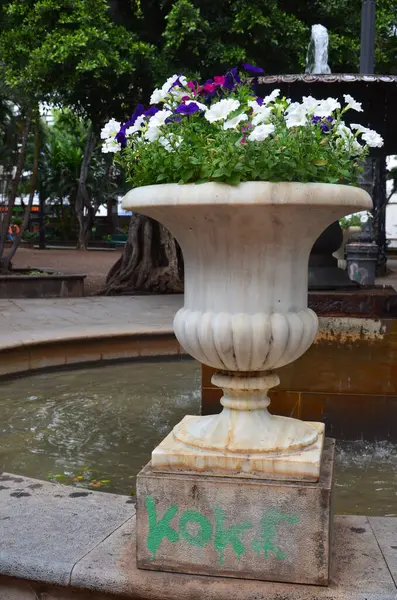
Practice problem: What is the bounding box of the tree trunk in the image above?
[0,111,32,268]
[102,214,184,295]
[75,123,96,250]
[3,113,40,270]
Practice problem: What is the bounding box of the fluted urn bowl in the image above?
[123,182,372,478]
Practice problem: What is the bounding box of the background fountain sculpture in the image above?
[305,24,331,75]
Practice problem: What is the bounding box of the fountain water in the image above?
[305,24,331,74]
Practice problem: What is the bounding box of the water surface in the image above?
[1,359,396,514]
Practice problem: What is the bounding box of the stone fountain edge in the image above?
[0,472,396,600]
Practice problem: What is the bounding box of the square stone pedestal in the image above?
[152,420,325,481]
[136,438,334,586]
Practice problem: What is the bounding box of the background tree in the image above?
[0,82,36,272]
[0,0,155,249]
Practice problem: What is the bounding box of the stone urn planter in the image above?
[123,181,371,481]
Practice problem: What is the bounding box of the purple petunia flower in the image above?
[256,96,264,106]
[170,75,185,90]
[175,103,201,115]
[144,106,160,118]
[224,67,241,91]
[115,128,127,147]
[116,104,146,148]
[165,115,183,124]
[243,63,265,74]
[129,104,145,125]
[312,115,334,133]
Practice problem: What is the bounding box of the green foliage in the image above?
[339,213,364,229]
[37,108,125,217]
[0,0,156,126]
[121,118,364,187]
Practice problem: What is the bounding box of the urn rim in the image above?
[122,181,372,212]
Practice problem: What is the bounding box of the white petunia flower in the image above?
[285,104,308,128]
[144,127,161,142]
[285,101,300,114]
[343,94,363,113]
[351,123,369,134]
[102,138,121,153]
[158,134,183,152]
[314,97,341,117]
[150,75,188,105]
[147,109,172,128]
[252,106,272,126]
[302,96,319,113]
[150,88,166,104]
[362,129,384,148]
[248,99,262,114]
[100,118,121,140]
[336,122,354,138]
[125,115,146,137]
[247,123,275,141]
[263,89,280,104]
[162,74,187,95]
[351,123,384,146]
[223,113,248,130]
[186,100,208,112]
[204,99,240,123]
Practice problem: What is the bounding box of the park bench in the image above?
[111,233,128,247]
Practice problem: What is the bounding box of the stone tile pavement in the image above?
[1,473,397,599]
[0,295,183,351]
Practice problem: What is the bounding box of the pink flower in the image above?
[203,82,216,93]
[181,96,190,102]
[187,81,199,96]
[214,75,226,86]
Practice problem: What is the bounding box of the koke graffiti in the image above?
[145,495,300,564]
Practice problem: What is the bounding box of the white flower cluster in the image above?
[150,74,188,105]
[101,74,384,157]
[100,118,121,154]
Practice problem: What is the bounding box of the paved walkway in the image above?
[0,295,183,351]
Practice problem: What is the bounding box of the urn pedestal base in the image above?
[152,420,325,481]
[137,439,334,585]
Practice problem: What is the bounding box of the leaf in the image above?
[312,159,328,166]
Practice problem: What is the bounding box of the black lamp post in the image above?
[356,0,388,276]
[360,0,376,75]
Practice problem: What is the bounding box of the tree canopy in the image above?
[1,0,396,128]
[0,0,155,128]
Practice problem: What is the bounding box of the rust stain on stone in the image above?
[315,317,386,344]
